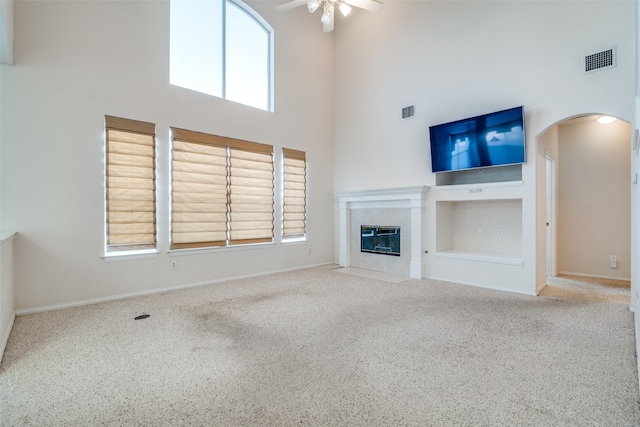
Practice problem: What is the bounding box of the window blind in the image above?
[105,116,156,252]
[282,148,307,238]
[170,128,274,249]
[229,140,274,245]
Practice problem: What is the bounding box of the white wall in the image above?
[626,0,640,401]
[536,125,560,290]
[0,232,15,362]
[557,118,631,280]
[333,1,634,293]
[0,1,335,311]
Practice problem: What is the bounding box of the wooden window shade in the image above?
[170,128,274,249]
[105,116,157,252]
[282,148,307,238]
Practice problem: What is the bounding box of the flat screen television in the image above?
[429,106,526,173]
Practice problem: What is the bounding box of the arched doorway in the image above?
[537,114,632,303]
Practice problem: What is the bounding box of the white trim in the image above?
[434,180,524,191]
[0,231,16,248]
[426,275,537,297]
[335,186,429,279]
[102,250,159,262]
[0,311,15,365]
[169,242,275,256]
[15,262,333,315]
[281,238,307,246]
[556,271,631,282]
[435,250,524,266]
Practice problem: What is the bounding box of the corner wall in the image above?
[333,1,634,294]
[0,1,335,311]
[0,233,15,363]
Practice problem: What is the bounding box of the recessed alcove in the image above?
[435,164,522,186]
[435,199,523,265]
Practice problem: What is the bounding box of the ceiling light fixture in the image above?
[276,0,382,33]
[597,116,617,124]
[307,0,320,13]
[320,3,333,24]
[338,2,352,17]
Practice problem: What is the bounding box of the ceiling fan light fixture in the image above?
[321,5,332,24]
[339,2,352,17]
[307,0,320,13]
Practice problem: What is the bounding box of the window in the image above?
[171,128,274,249]
[104,116,157,254]
[282,148,307,240]
[170,0,273,111]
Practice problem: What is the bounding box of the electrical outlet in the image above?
[498,228,504,237]
[610,255,617,269]
[171,260,177,270]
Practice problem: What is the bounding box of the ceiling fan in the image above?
[276,0,383,32]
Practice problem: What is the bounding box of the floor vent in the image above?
[402,105,415,120]
[584,47,616,73]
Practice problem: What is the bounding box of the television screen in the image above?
[429,106,526,173]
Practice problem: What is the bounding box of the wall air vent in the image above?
[584,47,616,73]
[402,105,415,120]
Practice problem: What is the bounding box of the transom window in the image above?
[170,0,274,112]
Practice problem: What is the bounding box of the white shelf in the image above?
[435,180,524,191]
[434,181,524,201]
[435,250,524,266]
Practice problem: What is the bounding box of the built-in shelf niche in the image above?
[435,199,523,265]
[436,164,522,186]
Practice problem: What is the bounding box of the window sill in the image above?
[103,250,159,262]
[169,242,276,256]
[282,237,307,246]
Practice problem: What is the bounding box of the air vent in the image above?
[584,47,616,73]
[402,105,415,120]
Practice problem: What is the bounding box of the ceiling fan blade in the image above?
[344,0,383,13]
[323,5,334,32]
[276,0,309,12]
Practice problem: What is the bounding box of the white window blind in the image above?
[171,128,274,249]
[282,148,307,238]
[105,116,157,253]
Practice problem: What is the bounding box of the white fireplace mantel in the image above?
[335,186,429,279]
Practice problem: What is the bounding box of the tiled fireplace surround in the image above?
[336,186,429,279]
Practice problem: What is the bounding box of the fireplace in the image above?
[336,186,428,278]
[361,226,401,256]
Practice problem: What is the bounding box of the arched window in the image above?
[170,0,273,112]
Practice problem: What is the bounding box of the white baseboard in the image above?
[1,311,16,366]
[424,275,538,297]
[556,271,631,282]
[15,262,333,316]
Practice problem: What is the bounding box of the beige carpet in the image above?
[541,274,631,305]
[1,265,638,426]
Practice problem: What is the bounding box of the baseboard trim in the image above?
[424,275,537,297]
[556,271,631,282]
[1,311,16,365]
[15,262,333,316]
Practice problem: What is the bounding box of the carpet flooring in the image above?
[541,274,631,305]
[1,265,638,426]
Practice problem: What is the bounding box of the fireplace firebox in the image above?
[361,226,401,256]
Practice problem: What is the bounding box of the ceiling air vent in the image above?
[584,47,616,73]
[402,105,415,120]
